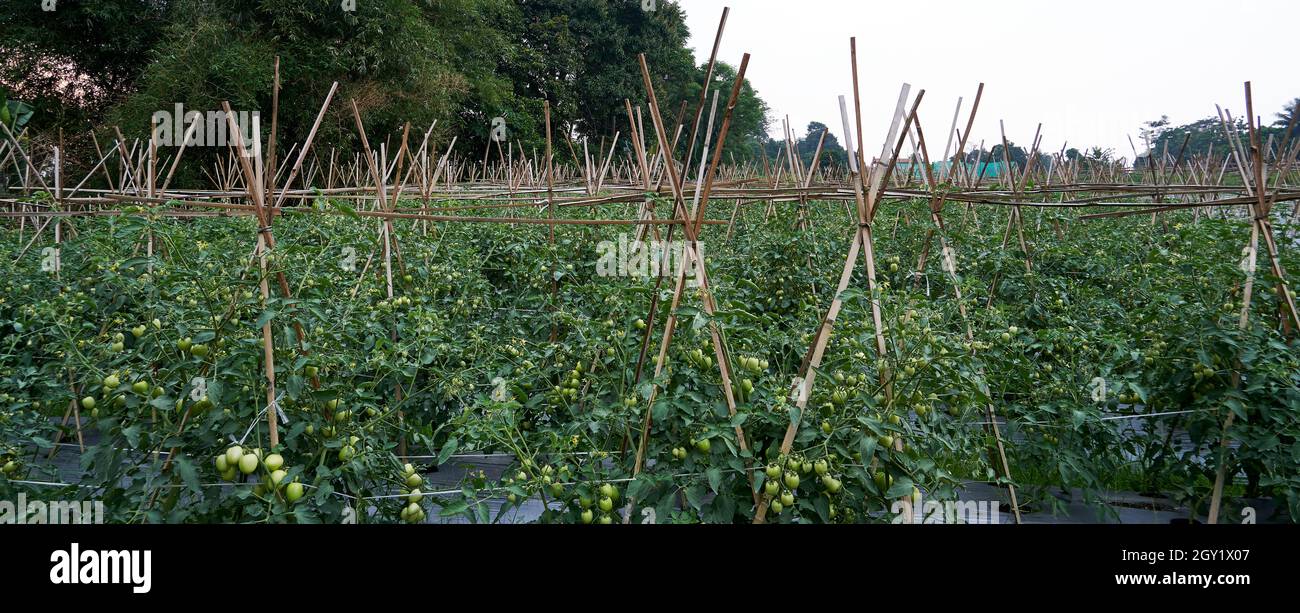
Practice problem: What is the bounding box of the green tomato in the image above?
[264,453,284,472]
[238,454,259,475]
[285,482,304,503]
[225,446,244,467]
[599,483,617,500]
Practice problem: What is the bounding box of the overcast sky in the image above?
[680,0,1298,159]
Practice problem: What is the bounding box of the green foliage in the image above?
[2,195,1296,523]
[0,0,170,121]
[0,86,35,193]
[1140,97,1298,164]
[4,0,774,184]
[765,121,848,172]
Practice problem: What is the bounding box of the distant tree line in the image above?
[1136,98,1298,167]
[761,121,848,172]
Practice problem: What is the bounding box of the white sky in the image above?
[681,0,1299,159]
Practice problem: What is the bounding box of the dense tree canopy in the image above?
[0,0,771,183]
[1,0,171,122]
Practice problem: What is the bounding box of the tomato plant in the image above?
[1,196,1296,523]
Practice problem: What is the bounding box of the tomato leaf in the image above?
[439,500,469,517]
[684,485,707,510]
[122,425,141,448]
[254,308,279,329]
[436,437,458,466]
[174,456,202,496]
[705,467,723,493]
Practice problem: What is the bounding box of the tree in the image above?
[103,0,483,186]
[1275,98,1299,138]
[799,121,846,170]
[2,0,776,184]
[1139,115,1170,149]
[989,142,1028,170]
[688,60,769,164]
[962,148,987,164]
[1085,147,1114,164]
[757,120,847,174]
[497,0,697,151]
[0,0,170,128]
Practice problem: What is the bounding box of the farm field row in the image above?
[2,197,1297,523]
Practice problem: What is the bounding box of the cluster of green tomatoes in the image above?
[213,445,304,503]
